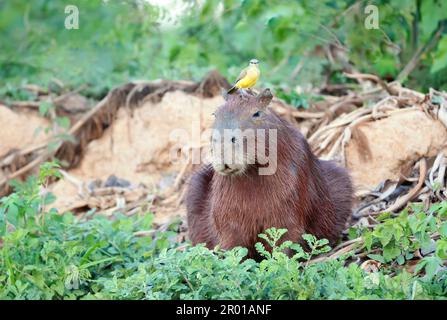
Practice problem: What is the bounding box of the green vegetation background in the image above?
[1,163,446,299]
[0,0,447,299]
[1,0,447,100]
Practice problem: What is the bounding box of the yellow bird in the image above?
[227,59,260,94]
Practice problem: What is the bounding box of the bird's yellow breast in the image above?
[236,66,260,88]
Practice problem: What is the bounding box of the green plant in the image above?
[362,202,447,283]
[0,163,177,299]
[1,163,446,300]
[1,0,446,101]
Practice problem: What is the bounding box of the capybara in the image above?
[186,88,353,259]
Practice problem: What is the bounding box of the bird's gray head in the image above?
[249,59,259,65]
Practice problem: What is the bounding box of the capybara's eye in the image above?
[252,111,261,118]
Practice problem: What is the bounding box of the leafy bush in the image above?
[361,203,447,286]
[1,0,446,100]
[0,163,446,299]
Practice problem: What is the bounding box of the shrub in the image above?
[0,163,446,299]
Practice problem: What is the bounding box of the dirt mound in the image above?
[304,82,447,195]
[67,91,219,187]
[50,91,222,223]
[0,71,230,194]
[345,109,447,192]
[0,105,51,194]
[0,105,50,159]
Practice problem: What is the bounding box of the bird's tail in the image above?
[227,85,237,94]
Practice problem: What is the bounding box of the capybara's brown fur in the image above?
[186,89,353,259]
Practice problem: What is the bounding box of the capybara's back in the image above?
[309,160,353,242]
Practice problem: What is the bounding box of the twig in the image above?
[385,158,427,212]
[308,238,363,265]
[344,72,397,96]
[397,23,445,82]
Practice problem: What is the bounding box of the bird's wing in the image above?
[234,67,248,83]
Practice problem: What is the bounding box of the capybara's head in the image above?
[211,89,280,176]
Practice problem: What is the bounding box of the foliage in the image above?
[0,164,446,299]
[361,203,447,284]
[0,163,171,299]
[36,101,76,152]
[1,1,446,300]
[1,0,447,103]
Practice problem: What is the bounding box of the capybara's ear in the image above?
[257,88,273,109]
[221,88,229,101]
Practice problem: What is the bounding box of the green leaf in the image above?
[383,244,401,262]
[363,232,373,251]
[420,1,447,40]
[377,225,394,247]
[419,256,443,280]
[367,254,385,264]
[439,222,447,237]
[55,117,71,130]
[431,36,447,74]
[38,101,53,116]
[435,239,447,259]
